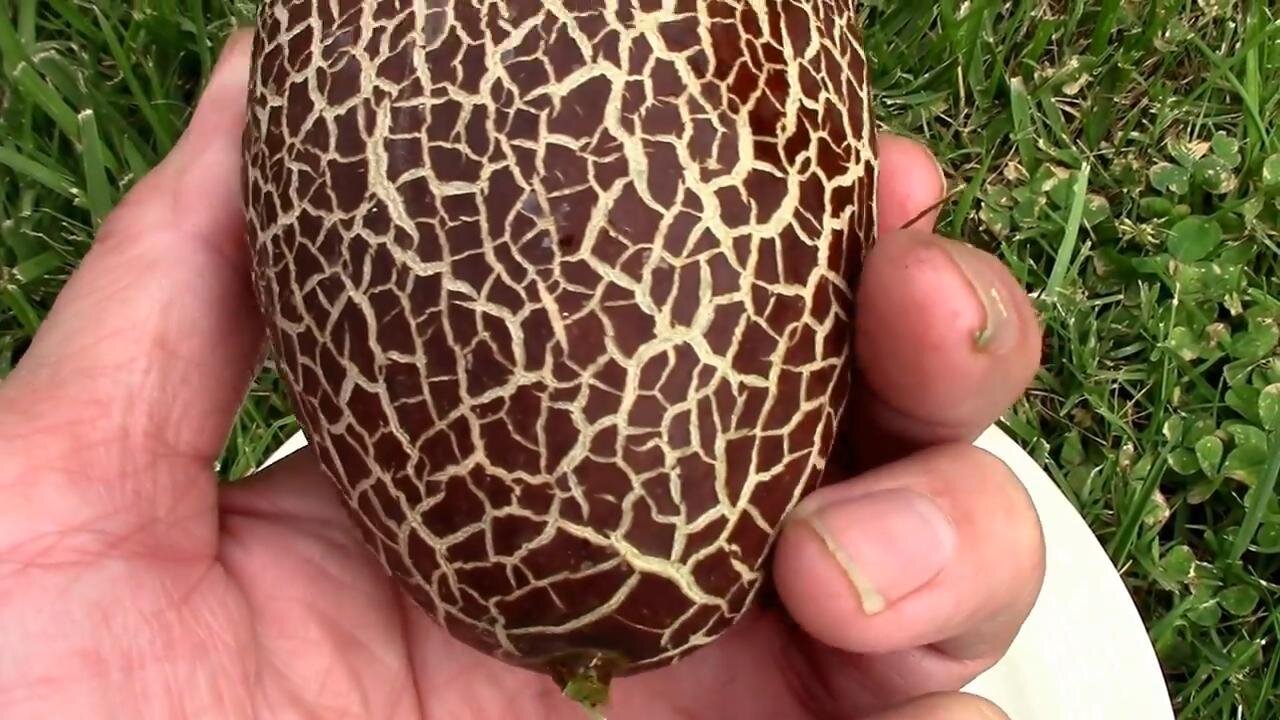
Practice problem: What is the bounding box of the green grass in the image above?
[1,1,1277,717]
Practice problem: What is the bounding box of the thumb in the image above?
[2,29,262,467]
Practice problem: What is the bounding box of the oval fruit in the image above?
[242,0,877,705]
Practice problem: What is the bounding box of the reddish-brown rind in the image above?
[243,0,877,677]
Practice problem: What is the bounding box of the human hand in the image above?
[0,30,1043,719]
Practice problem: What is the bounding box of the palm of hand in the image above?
[0,31,1044,720]
[0,413,927,719]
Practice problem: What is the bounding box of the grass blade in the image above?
[77,110,113,225]
[1044,162,1090,296]
[12,251,65,284]
[1009,76,1036,175]
[1230,435,1280,562]
[0,146,78,199]
[90,6,176,151]
[0,285,42,333]
[9,61,82,145]
[16,0,36,45]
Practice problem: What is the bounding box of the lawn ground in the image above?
[0,2,1277,718]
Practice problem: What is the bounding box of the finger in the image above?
[862,692,1009,720]
[3,29,261,469]
[848,229,1042,468]
[874,133,947,234]
[772,444,1045,709]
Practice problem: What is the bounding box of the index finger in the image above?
[848,228,1043,469]
[843,136,1042,469]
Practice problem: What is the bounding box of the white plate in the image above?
[260,426,1175,719]
[962,427,1174,719]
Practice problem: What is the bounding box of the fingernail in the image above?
[940,240,1017,354]
[799,489,956,615]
